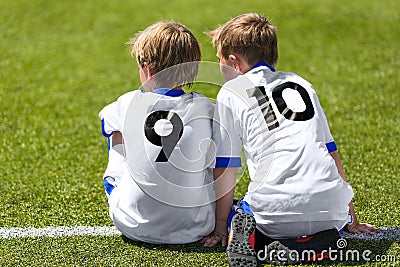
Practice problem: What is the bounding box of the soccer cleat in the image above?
[258,228,340,265]
[263,240,298,266]
[227,213,258,267]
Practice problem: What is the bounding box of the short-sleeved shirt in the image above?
[100,88,215,244]
[213,64,354,238]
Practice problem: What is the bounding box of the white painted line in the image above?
[0,226,121,239]
[342,227,400,241]
[1,226,399,241]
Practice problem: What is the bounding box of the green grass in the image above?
[0,0,399,266]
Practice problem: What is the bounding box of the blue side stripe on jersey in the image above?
[326,141,337,152]
[215,157,242,168]
[101,118,113,138]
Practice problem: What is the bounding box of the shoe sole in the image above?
[264,241,298,266]
[227,213,258,267]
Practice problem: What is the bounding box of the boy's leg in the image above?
[103,132,125,198]
[226,201,299,266]
[227,201,342,266]
[255,224,341,265]
[226,199,258,267]
[226,201,293,266]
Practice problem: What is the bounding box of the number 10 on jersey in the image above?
[246,82,315,130]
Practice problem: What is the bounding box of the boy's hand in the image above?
[346,222,377,234]
[201,231,227,247]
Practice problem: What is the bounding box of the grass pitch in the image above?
[0,0,399,266]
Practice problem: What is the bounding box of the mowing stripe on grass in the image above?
[0,226,121,239]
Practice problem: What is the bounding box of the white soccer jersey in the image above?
[213,63,354,238]
[100,88,215,244]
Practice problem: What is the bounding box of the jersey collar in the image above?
[251,61,275,72]
[153,88,185,97]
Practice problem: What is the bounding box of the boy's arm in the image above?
[213,168,236,236]
[99,110,124,146]
[330,151,377,234]
[202,167,236,247]
[110,131,123,146]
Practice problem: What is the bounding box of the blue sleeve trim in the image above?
[215,157,242,168]
[326,141,337,153]
[101,118,113,138]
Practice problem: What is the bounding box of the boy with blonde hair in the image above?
[99,21,215,244]
[202,13,376,265]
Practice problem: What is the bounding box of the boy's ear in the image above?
[142,62,153,78]
[228,54,241,72]
[228,54,238,65]
[228,54,251,73]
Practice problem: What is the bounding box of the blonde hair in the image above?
[206,13,278,67]
[128,21,201,88]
